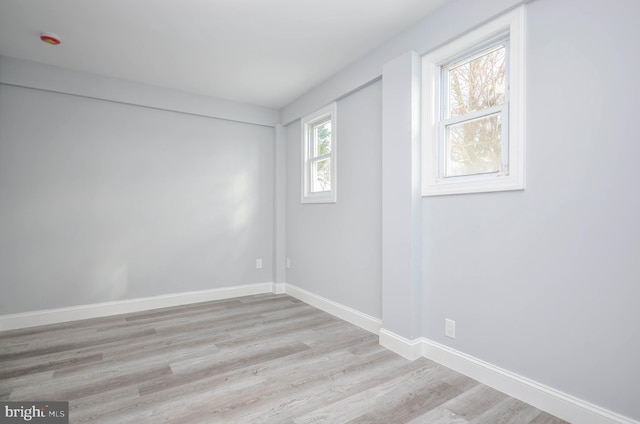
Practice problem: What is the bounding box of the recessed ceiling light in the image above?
[40,33,61,45]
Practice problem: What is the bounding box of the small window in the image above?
[301,103,337,203]
[442,41,507,177]
[422,6,525,196]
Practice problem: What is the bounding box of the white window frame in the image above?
[422,6,525,196]
[301,102,337,204]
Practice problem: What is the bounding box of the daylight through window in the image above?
[301,103,337,203]
[422,6,524,196]
[442,41,507,178]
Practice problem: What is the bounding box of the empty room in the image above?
[0,0,638,423]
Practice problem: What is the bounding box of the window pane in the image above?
[447,46,506,118]
[311,158,331,192]
[312,121,331,157]
[445,113,501,177]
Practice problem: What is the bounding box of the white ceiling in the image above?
[0,0,450,109]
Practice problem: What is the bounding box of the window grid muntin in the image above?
[438,36,511,180]
[301,102,337,203]
[309,117,331,157]
[307,116,332,194]
[444,111,502,177]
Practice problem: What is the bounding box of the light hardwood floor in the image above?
[0,293,569,423]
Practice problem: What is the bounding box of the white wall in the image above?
[423,0,640,419]
[0,60,275,314]
[282,0,640,421]
[285,80,382,319]
[1,0,638,420]
[280,0,525,124]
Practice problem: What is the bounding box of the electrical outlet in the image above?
[445,319,456,339]
[286,258,291,269]
[256,258,262,269]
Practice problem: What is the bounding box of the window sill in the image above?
[422,173,524,196]
[301,193,337,204]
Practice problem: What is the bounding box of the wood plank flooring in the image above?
[0,294,569,423]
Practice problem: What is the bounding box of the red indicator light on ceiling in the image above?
[40,33,61,45]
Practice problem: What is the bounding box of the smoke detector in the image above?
[40,33,61,45]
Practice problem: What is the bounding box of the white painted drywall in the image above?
[274,124,287,284]
[421,0,640,419]
[380,52,423,340]
[0,56,279,127]
[285,80,382,319]
[0,76,274,314]
[283,0,640,420]
[280,0,527,124]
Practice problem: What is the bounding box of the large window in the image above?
[301,103,337,203]
[422,6,525,196]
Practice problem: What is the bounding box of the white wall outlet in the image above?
[286,258,291,269]
[256,258,262,269]
[445,319,456,339]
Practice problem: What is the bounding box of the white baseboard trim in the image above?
[0,282,383,335]
[282,283,382,335]
[3,283,636,424]
[379,328,424,360]
[273,282,287,294]
[0,282,276,331]
[378,329,639,424]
